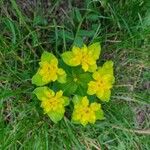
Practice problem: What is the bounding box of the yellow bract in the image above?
[33,86,69,123]
[41,90,65,114]
[38,60,66,83]
[71,45,96,71]
[87,61,115,102]
[32,51,66,86]
[72,96,103,126]
[38,60,58,82]
[62,43,101,72]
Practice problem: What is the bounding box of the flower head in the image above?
[87,61,115,102]
[62,43,101,72]
[34,87,69,123]
[32,51,66,86]
[72,96,104,126]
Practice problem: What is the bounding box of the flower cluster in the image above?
[88,61,115,101]
[72,96,104,126]
[32,42,115,126]
[32,51,66,86]
[62,43,100,72]
[33,87,69,123]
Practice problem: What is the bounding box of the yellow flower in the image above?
[34,87,69,123]
[32,51,66,86]
[87,61,115,102]
[38,60,65,83]
[62,43,101,72]
[41,90,65,114]
[72,96,104,126]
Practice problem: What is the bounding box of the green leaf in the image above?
[58,59,73,74]
[99,89,111,102]
[74,36,83,47]
[53,76,78,96]
[65,82,78,95]
[98,61,114,82]
[78,72,92,88]
[102,61,114,75]
[33,86,46,100]
[75,85,87,96]
[72,95,82,105]
[48,111,64,123]
[88,64,97,72]
[62,51,76,66]
[32,72,48,86]
[95,109,105,120]
[41,51,57,64]
[76,72,92,96]
[78,30,95,37]
[71,119,80,125]
[75,8,82,22]
[63,96,70,106]
[57,71,67,84]
[33,86,54,101]
[88,42,101,60]
[57,75,66,83]
[71,66,83,75]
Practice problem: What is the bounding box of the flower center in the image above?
[82,53,90,63]
[43,98,60,112]
[97,80,104,88]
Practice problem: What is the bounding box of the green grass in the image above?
[0,0,150,149]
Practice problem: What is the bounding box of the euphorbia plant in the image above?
[32,42,115,126]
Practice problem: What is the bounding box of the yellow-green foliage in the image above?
[32,43,115,125]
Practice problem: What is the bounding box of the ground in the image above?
[0,0,150,149]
